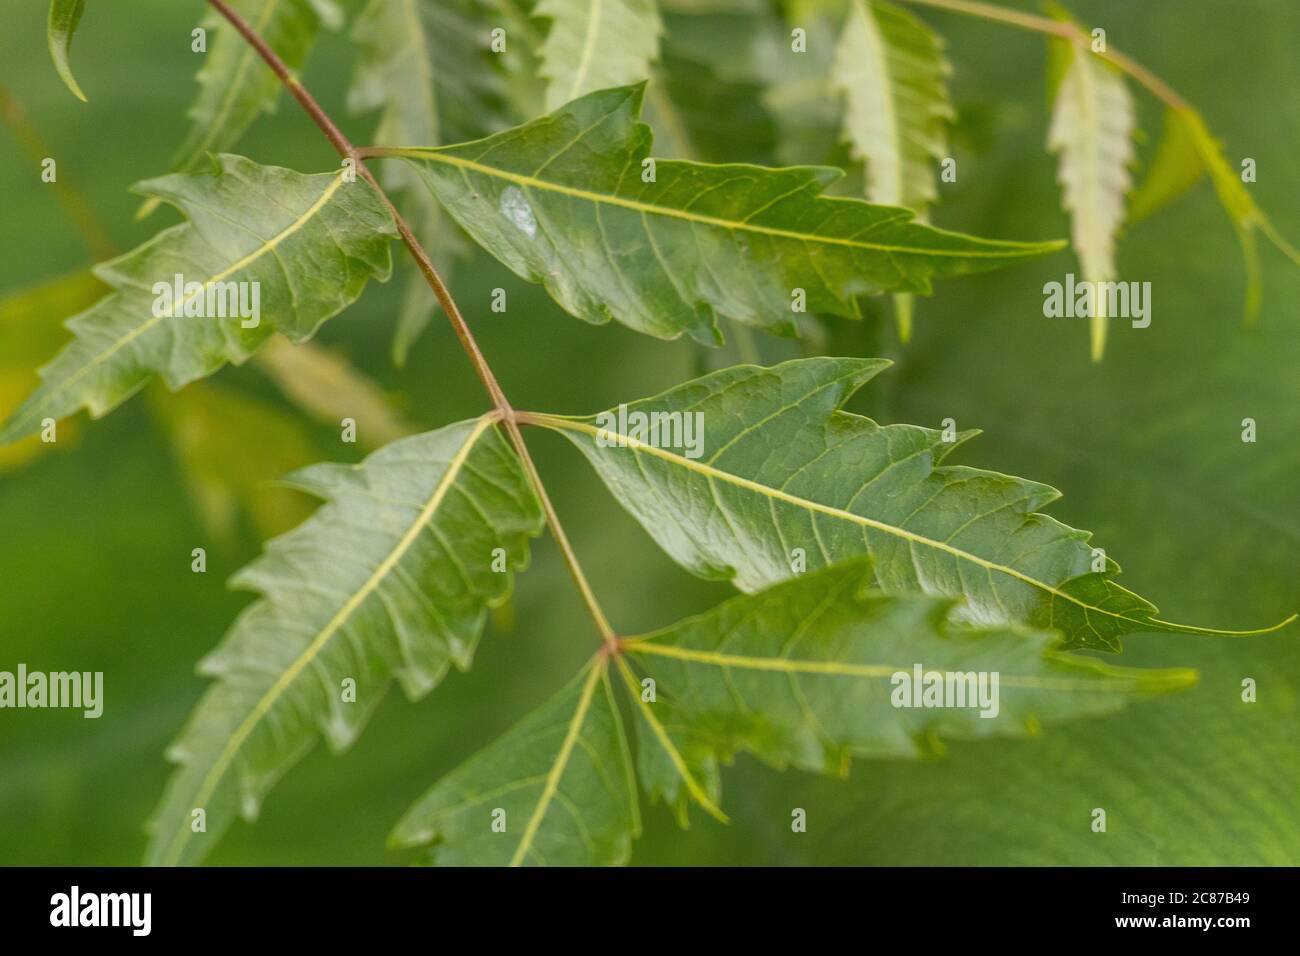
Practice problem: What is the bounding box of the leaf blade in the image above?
[621,558,1196,816]
[1046,38,1135,361]
[391,657,640,866]
[396,85,1063,344]
[535,359,1293,650]
[146,415,545,866]
[47,0,88,102]
[0,155,395,446]
[536,0,664,110]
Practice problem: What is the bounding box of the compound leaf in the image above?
[393,84,1063,345]
[534,358,1293,651]
[0,154,395,446]
[391,656,639,866]
[146,415,545,866]
[620,558,1195,820]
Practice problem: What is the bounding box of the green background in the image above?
[1,0,1296,865]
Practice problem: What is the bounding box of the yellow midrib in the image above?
[160,414,497,866]
[535,415,1288,637]
[509,658,605,866]
[624,641,1178,692]
[394,150,1054,259]
[48,171,347,410]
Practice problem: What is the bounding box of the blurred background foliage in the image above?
[1,0,1297,865]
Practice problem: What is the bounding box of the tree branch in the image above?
[205,0,617,649]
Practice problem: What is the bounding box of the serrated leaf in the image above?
[0,155,395,446]
[47,0,88,102]
[146,415,546,866]
[535,0,663,111]
[832,0,954,341]
[620,558,1195,819]
[532,358,1293,650]
[1046,38,1135,361]
[393,85,1063,345]
[391,657,639,865]
[169,0,326,176]
[349,0,514,362]
[832,0,952,215]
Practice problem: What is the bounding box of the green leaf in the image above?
[535,0,663,111]
[146,415,546,866]
[831,0,955,342]
[1127,106,1205,224]
[163,0,329,184]
[349,0,511,363]
[254,338,416,450]
[620,558,1195,820]
[0,154,395,446]
[532,358,1294,650]
[149,380,318,545]
[47,0,88,102]
[391,656,639,865]
[0,270,105,470]
[393,84,1064,345]
[1046,38,1135,362]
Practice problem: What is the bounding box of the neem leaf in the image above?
[535,0,663,111]
[620,558,1195,820]
[1046,37,1135,361]
[532,358,1294,651]
[831,0,954,341]
[47,0,88,102]
[391,657,639,866]
[169,0,327,176]
[392,84,1063,345]
[146,415,545,866]
[0,155,395,446]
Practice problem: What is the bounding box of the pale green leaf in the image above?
[1046,38,1135,361]
[254,337,416,450]
[1127,106,1205,224]
[149,380,318,545]
[146,415,546,865]
[0,154,395,446]
[535,0,663,110]
[391,657,639,865]
[349,0,516,362]
[832,0,955,341]
[621,558,1195,819]
[394,85,1063,345]
[168,0,326,176]
[533,358,1294,650]
[47,0,87,102]
[832,0,952,214]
